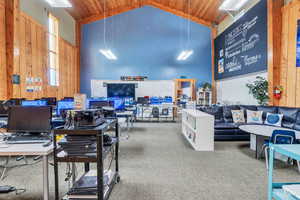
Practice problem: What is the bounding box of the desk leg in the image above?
[268,147,274,200]
[43,155,49,200]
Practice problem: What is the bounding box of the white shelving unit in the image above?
[197,88,212,106]
[181,109,214,151]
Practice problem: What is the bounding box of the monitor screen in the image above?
[42,97,57,106]
[22,100,47,107]
[0,101,8,116]
[137,97,149,104]
[107,84,135,99]
[57,101,74,116]
[7,106,52,133]
[9,98,25,106]
[124,97,134,106]
[63,97,74,101]
[89,100,110,109]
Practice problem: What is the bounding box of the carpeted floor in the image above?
[0,122,300,200]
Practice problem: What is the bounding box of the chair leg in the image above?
[265,147,269,170]
[259,144,267,159]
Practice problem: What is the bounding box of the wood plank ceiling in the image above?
[66,0,227,26]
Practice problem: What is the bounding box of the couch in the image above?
[198,105,300,141]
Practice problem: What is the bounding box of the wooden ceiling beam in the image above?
[148,1,212,27]
[74,0,220,27]
[78,3,143,25]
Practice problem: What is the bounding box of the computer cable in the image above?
[0,185,26,195]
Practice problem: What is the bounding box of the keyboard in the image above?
[6,135,50,144]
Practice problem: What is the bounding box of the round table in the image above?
[239,124,300,158]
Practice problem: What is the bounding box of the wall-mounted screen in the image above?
[214,0,268,80]
[107,84,136,99]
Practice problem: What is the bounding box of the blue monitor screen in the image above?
[22,100,47,107]
[124,97,134,106]
[57,101,74,116]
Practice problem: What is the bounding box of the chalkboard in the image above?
[214,0,268,80]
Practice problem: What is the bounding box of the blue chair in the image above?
[263,130,300,171]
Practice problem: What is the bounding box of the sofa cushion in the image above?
[223,105,240,123]
[240,105,258,111]
[278,107,300,129]
[257,106,278,121]
[246,110,263,124]
[201,106,224,121]
[265,113,283,127]
[215,122,239,129]
[231,110,245,123]
[295,112,300,131]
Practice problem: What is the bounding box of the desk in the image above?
[239,124,300,158]
[268,144,300,200]
[116,111,134,131]
[0,143,53,200]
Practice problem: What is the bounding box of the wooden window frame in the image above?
[48,13,59,86]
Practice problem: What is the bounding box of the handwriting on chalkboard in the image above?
[214,0,267,80]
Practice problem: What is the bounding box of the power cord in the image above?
[0,185,26,195]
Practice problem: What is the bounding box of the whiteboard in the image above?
[91,80,175,99]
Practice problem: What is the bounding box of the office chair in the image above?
[263,130,300,172]
[152,107,160,122]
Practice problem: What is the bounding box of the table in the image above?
[0,143,53,200]
[116,111,134,131]
[268,144,300,200]
[239,124,300,158]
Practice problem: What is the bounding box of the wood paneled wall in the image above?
[277,1,300,107]
[0,0,7,100]
[0,0,79,100]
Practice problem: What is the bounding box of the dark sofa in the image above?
[198,105,300,141]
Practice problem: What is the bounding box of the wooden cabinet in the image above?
[174,79,196,104]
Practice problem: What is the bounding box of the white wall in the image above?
[91,80,175,99]
[20,0,76,45]
[216,71,267,105]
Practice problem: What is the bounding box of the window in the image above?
[48,13,59,86]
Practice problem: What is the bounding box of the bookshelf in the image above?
[181,109,214,151]
[197,88,212,106]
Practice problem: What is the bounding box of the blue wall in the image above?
[81,6,212,96]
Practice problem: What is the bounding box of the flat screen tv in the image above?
[107,84,135,99]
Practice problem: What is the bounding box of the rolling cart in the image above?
[53,119,120,200]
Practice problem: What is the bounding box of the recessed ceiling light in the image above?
[99,49,118,60]
[219,0,249,11]
[177,50,194,61]
[45,0,72,8]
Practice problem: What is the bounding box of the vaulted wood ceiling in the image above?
[66,0,227,27]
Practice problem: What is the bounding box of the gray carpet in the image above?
[0,122,300,200]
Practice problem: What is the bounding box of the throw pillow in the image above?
[231,110,245,123]
[265,113,283,127]
[246,110,263,124]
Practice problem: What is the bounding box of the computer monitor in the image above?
[124,97,134,106]
[22,100,47,107]
[7,106,52,133]
[88,100,110,109]
[112,98,125,110]
[63,97,74,101]
[137,97,149,105]
[57,100,74,116]
[41,97,57,106]
[0,101,9,117]
[9,98,26,106]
